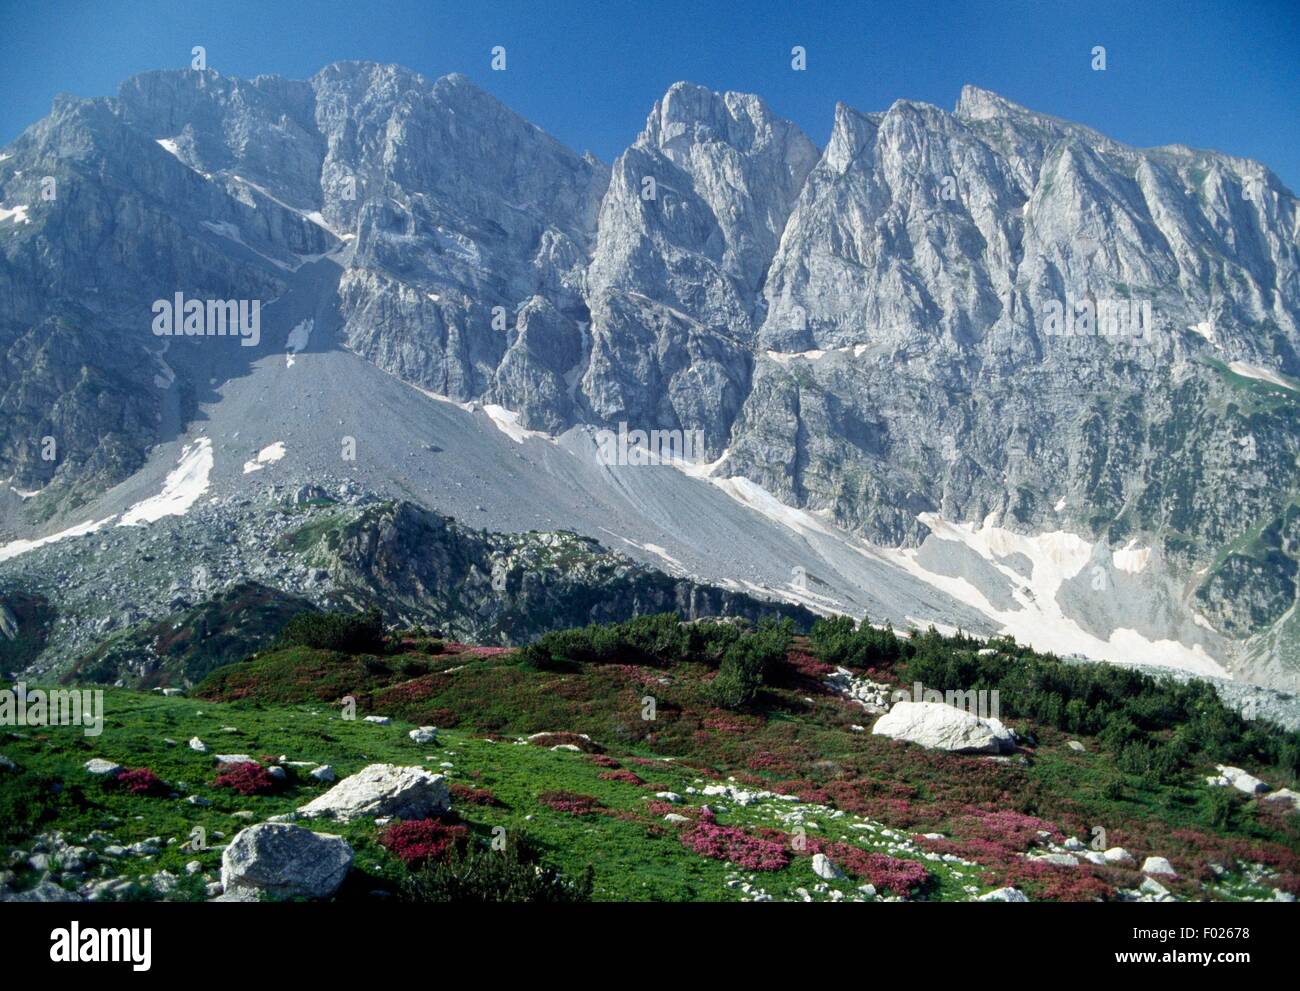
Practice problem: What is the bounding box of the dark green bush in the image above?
[707,618,793,709]
[809,614,901,669]
[277,608,387,655]
[401,833,593,903]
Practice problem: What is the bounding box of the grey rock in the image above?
[296,763,449,822]
[220,823,352,900]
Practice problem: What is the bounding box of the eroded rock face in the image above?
[871,700,1016,754]
[5,63,1300,685]
[220,823,352,900]
[296,763,449,822]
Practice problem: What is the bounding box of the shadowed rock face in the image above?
[3,63,1300,685]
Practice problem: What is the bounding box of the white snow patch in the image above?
[0,516,115,563]
[1054,497,1067,512]
[285,318,313,367]
[1228,360,1296,391]
[302,210,352,240]
[156,137,181,158]
[0,204,31,224]
[0,152,11,163]
[766,349,827,364]
[1188,320,1216,343]
[481,404,547,444]
[711,475,837,539]
[884,512,1225,678]
[201,220,295,272]
[764,345,869,365]
[616,535,686,572]
[242,441,286,474]
[1112,540,1151,574]
[701,472,1227,678]
[119,438,213,525]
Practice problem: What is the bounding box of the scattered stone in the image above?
[309,765,336,783]
[811,853,845,880]
[1031,853,1079,867]
[654,792,682,803]
[408,727,438,744]
[297,764,449,823]
[1103,847,1135,866]
[0,880,82,902]
[214,754,255,765]
[1140,876,1171,899]
[83,759,122,776]
[0,755,17,771]
[362,716,390,725]
[188,737,208,753]
[1263,788,1300,810]
[1142,856,1177,876]
[220,823,353,900]
[979,886,1029,902]
[1066,741,1086,752]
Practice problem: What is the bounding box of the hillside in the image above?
[2,614,1296,903]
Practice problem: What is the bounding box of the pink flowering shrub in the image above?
[956,808,1061,853]
[538,791,605,815]
[588,755,622,768]
[213,761,279,796]
[809,840,930,895]
[448,782,498,806]
[598,769,645,786]
[379,818,468,867]
[680,821,790,871]
[111,767,167,796]
[992,859,1113,902]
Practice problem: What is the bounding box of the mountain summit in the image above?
[2,64,1299,689]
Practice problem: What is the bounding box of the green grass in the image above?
[4,620,1298,902]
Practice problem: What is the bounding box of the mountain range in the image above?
[2,61,1299,694]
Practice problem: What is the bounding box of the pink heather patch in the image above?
[379,818,468,867]
[810,840,930,895]
[958,808,1062,852]
[112,767,167,796]
[598,769,645,785]
[213,761,279,796]
[681,822,790,871]
[538,790,605,815]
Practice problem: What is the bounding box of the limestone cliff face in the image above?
[3,64,1300,677]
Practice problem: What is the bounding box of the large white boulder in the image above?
[1142,856,1177,876]
[297,763,449,822]
[1215,765,1269,795]
[811,853,844,880]
[871,701,1015,754]
[220,823,352,900]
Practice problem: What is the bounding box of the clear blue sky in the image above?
[1,0,1297,190]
